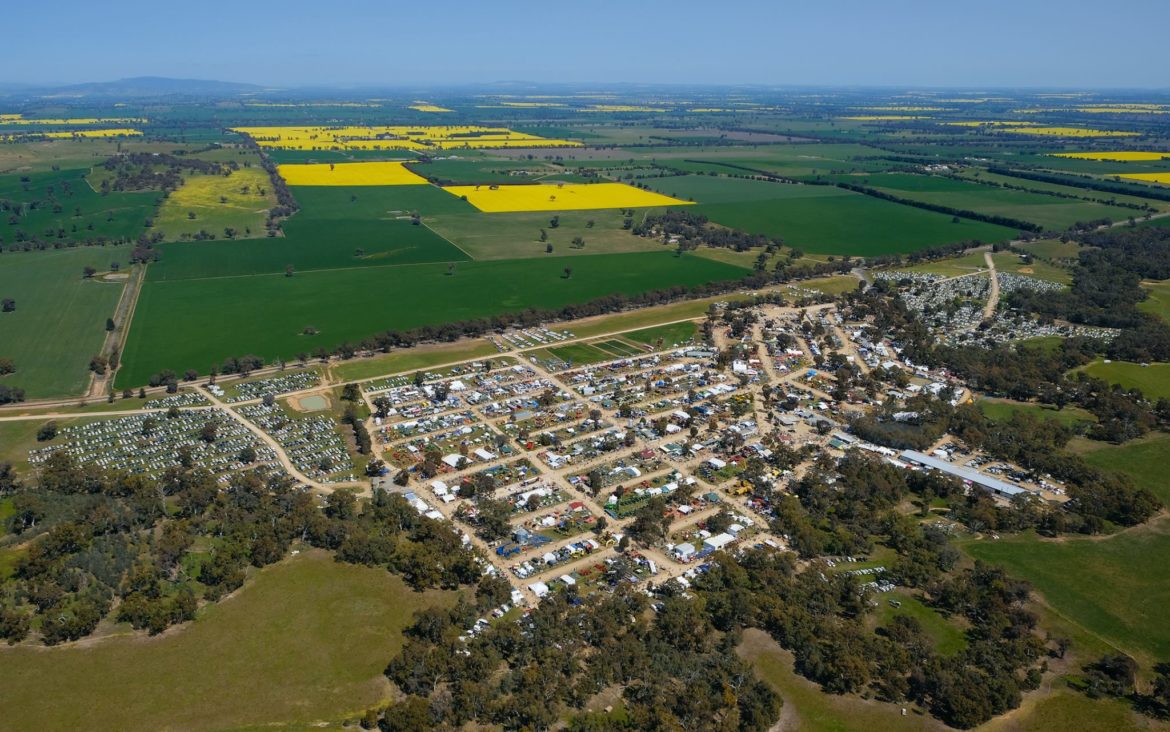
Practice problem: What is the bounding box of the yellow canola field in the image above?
[998,127,1138,137]
[409,104,454,113]
[1118,173,1170,186]
[1053,152,1170,162]
[278,162,428,186]
[231,125,581,151]
[444,183,693,213]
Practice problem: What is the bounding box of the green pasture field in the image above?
[977,398,1094,427]
[966,430,1170,672]
[1137,216,1170,229]
[330,339,499,383]
[1079,360,1170,400]
[964,517,1170,668]
[0,245,132,397]
[871,588,968,657]
[841,172,1138,231]
[117,252,748,386]
[1138,279,1170,324]
[425,208,661,260]
[0,550,451,732]
[593,338,643,356]
[1075,432,1170,506]
[152,166,275,240]
[553,294,751,340]
[0,420,50,473]
[991,251,1073,284]
[1018,238,1084,260]
[690,246,773,268]
[546,342,615,365]
[898,250,990,276]
[790,275,863,296]
[0,139,191,175]
[959,169,1168,212]
[645,176,1015,255]
[623,320,698,346]
[0,169,160,243]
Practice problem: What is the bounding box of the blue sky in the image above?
[5,0,1167,88]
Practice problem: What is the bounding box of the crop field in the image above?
[232,125,582,151]
[0,168,160,243]
[0,245,132,397]
[292,183,479,217]
[648,143,887,178]
[1052,151,1170,162]
[424,208,661,260]
[650,175,830,204]
[1118,172,1170,186]
[443,182,692,213]
[997,126,1139,137]
[646,175,1016,255]
[150,219,468,280]
[148,184,477,279]
[153,167,275,239]
[842,172,1138,231]
[0,551,451,731]
[117,251,747,386]
[959,169,1170,211]
[277,161,429,186]
[149,185,473,281]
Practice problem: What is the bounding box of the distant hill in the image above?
[11,77,265,98]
